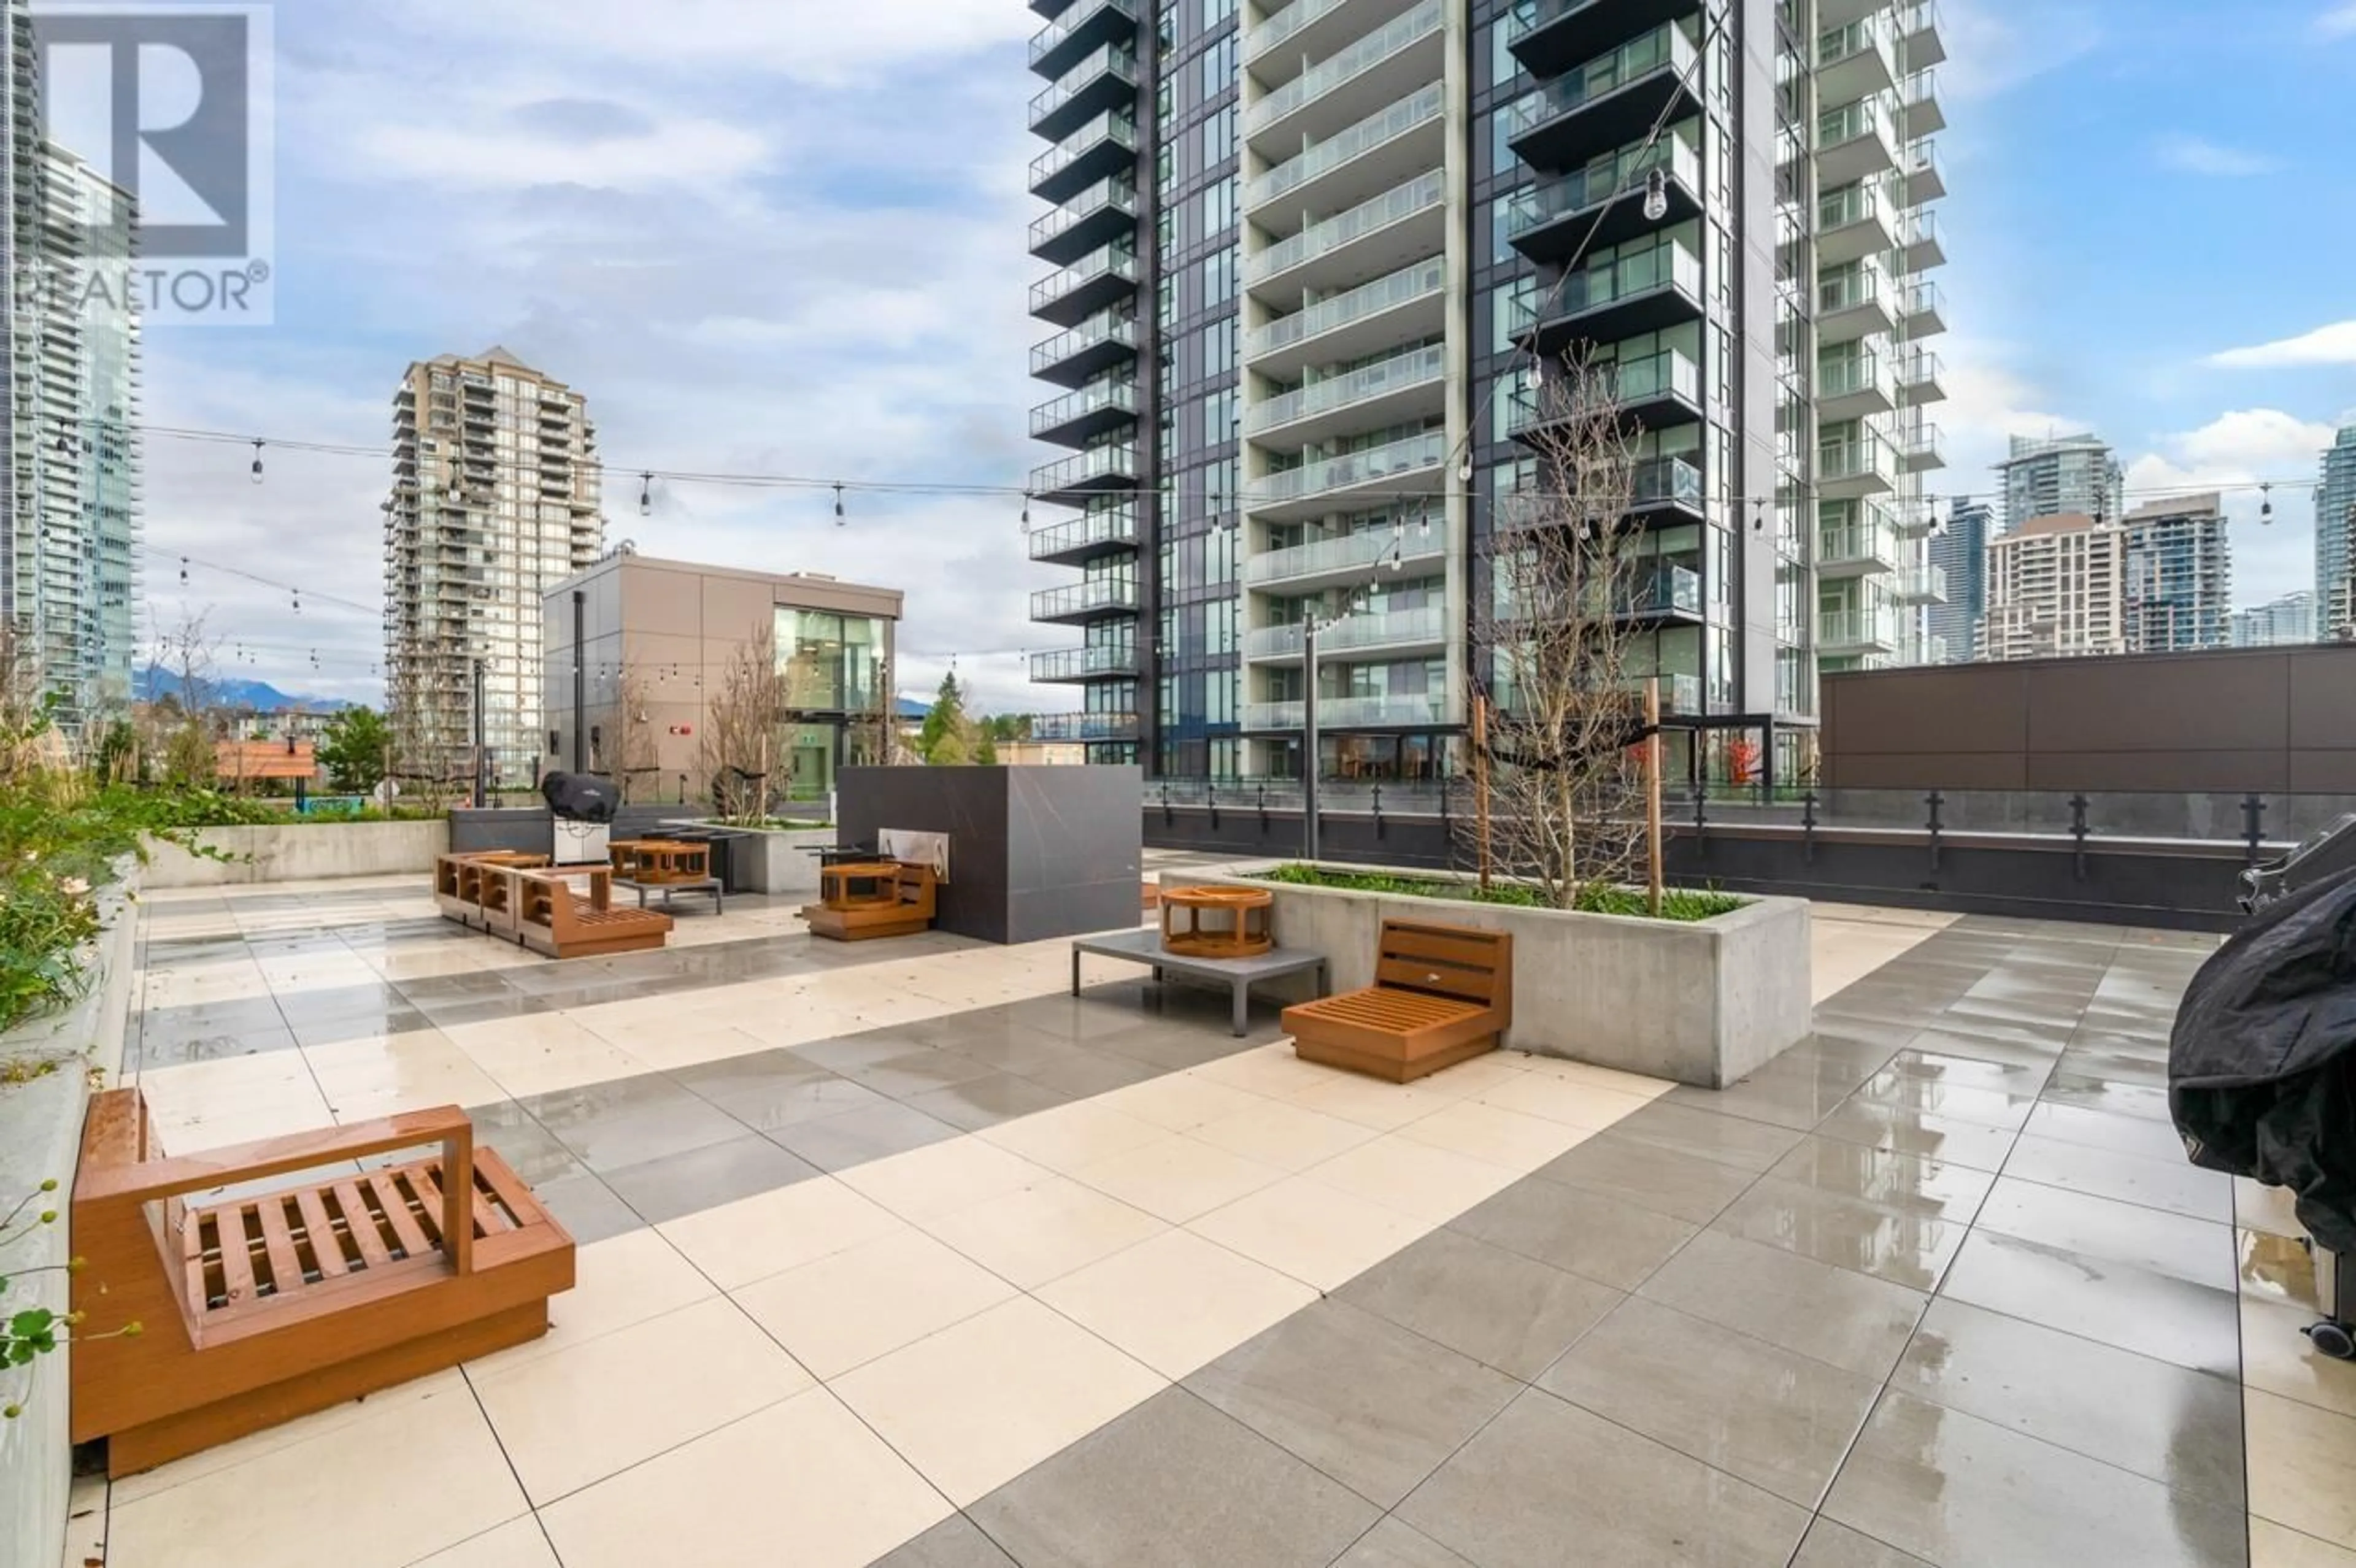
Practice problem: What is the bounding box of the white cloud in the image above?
[2123,410,2339,604]
[2320,3,2356,37]
[1925,333,2092,501]
[2209,321,2356,369]
[2155,135,2279,178]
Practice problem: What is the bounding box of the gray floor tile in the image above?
[1446,1180,1698,1291]
[412,994,558,1028]
[904,1072,1072,1132]
[1973,1179,2238,1293]
[1788,1520,1934,1567]
[1711,1177,1966,1291]
[1893,1299,2245,1510]
[1823,1392,2248,1568]
[1938,1230,2241,1378]
[600,1132,820,1224]
[791,1033,932,1074]
[1533,1131,1759,1224]
[2001,1134,2235,1224]
[869,1514,1018,1568]
[2039,1071,2174,1123]
[1396,1388,1809,1568]
[1849,1067,2041,1131]
[1185,1300,1522,1509]
[1017,1048,1164,1098]
[1637,1229,1928,1380]
[1587,1101,1807,1174]
[1765,1136,1995,1223]
[695,1070,891,1133]
[531,1170,642,1245]
[839,1047,1002,1099]
[1811,1101,2020,1174]
[1897,1029,2066,1074]
[1336,1226,1623,1381]
[967,1388,1379,1568]
[1540,1296,1881,1507]
[2022,1101,2189,1162]
[1882,1047,2054,1095]
[765,1101,962,1172]
[1329,1517,1476,1567]
[667,1047,834,1103]
[522,1078,752,1173]
[456,1103,583,1186]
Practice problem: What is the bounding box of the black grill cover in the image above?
[2169,864,2356,1253]
[541,771,620,824]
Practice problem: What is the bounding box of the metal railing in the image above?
[1247,83,1443,210]
[1255,429,1448,509]
[1247,170,1445,286]
[1502,25,1695,141]
[1243,525,1447,588]
[1026,503,1139,559]
[1246,257,1445,361]
[1245,1,1443,139]
[1246,342,1446,437]
[1244,604,1447,661]
[1030,578,1140,618]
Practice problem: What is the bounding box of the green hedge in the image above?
[1252,864,1746,923]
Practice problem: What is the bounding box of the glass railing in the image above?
[1029,0,1136,67]
[1905,564,1948,602]
[1247,1,1444,137]
[1503,0,1620,47]
[1819,520,1899,565]
[1029,177,1138,251]
[1030,578,1140,618]
[1819,436,1898,487]
[1028,110,1138,190]
[1817,180,1888,234]
[1903,144,1946,194]
[1032,711,1140,742]
[1511,350,1700,430]
[1244,525,1447,587]
[1816,14,1895,74]
[1031,443,1139,495]
[1896,348,1941,390]
[1028,43,1138,128]
[1030,243,1139,312]
[1030,646,1139,680]
[1245,0,1352,63]
[1503,25,1696,140]
[1031,311,1138,375]
[1257,429,1448,507]
[1552,239,1703,321]
[1027,504,1140,559]
[1632,455,1704,509]
[1030,378,1139,437]
[1817,259,1890,316]
[1903,71,1941,118]
[1820,609,1897,649]
[1506,137,1698,239]
[1898,207,1940,256]
[1817,97,1895,156]
[1247,604,1446,660]
[1247,694,1447,730]
[1816,351,1892,402]
[1900,422,1944,464]
[1247,83,1443,210]
[1247,171,1444,284]
[1900,0,1944,41]
[1247,343,1446,436]
[1246,257,1445,359]
[1901,279,1945,322]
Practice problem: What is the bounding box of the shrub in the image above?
[1253,864,1746,923]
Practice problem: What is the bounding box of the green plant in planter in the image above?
[0,1181,142,1419]
[1253,864,1746,923]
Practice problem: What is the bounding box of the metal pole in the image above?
[471,656,487,809]
[1645,677,1663,918]
[571,589,587,773]
[1303,618,1320,864]
[1472,693,1493,894]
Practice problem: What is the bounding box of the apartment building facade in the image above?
[383,348,606,786]
[2119,491,2230,654]
[1022,0,1947,782]
[1981,512,2125,663]
[1925,495,1987,661]
[2318,425,2356,639]
[2230,590,2315,649]
[1995,431,2123,536]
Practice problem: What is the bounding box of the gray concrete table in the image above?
[1071,928,1329,1037]
[615,876,723,914]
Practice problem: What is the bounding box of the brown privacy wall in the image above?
[1820,646,2356,794]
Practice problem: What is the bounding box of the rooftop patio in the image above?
[60,868,2355,1568]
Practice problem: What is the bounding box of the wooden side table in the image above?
[1160,886,1275,959]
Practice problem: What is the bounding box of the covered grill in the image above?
[542,772,619,865]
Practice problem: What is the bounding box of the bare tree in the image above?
[0,621,58,787]
[611,663,660,804]
[701,628,787,826]
[1461,355,1656,910]
[384,657,456,812]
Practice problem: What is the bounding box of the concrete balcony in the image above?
[1031,577,1141,623]
[1250,428,1447,522]
[1244,170,1445,301]
[1896,348,1946,405]
[1816,97,1898,189]
[1247,0,1425,86]
[1031,310,1139,388]
[1244,603,1446,665]
[1818,516,1901,578]
[1820,607,1900,655]
[1819,436,1899,499]
[1817,350,1896,421]
[1243,523,1447,594]
[1030,442,1140,507]
[1515,239,1704,359]
[1899,421,1944,472]
[1031,377,1139,447]
[1245,342,1445,451]
[1902,69,1946,137]
[1817,260,1896,343]
[1900,564,1948,605]
[1030,242,1139,328]
[1029,43,1138,142]
[1032,711,1140,742]
[1244,256,1444,381]
[1899,207,1945,271]
[1030,0,1137,80]
[1901,143,1947,205]
[1029,110,1138,204]
[1244,1,1442,155]
[1506,137,1701,263]
[1900,278,1947,336]
[1509,348,1703,445]
[1494,454,1706,533]
[1817,180,1898,268]
[1030,645,1141,682]
[1505,0,1701,82]
[1027,502,1141,565]
[1245,693,1448,731]
[1504,25,1700,177]
[1899,0,1947,67]
[1245,83,1442,224]
[1817,15,1898,105]
[1030,176,1139,266]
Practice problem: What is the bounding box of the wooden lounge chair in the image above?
[1281,921,1514,1083]
[514,867,674,959]
[70,1088,575,1478]
[802,861,937,942]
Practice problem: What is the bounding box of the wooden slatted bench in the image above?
[1281,921,1514,1083]
[802,861,937,942]
[70,1088,575,1478]
[514,867,674,959]
[434,851,547,930]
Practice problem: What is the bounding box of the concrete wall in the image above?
[1822,644,2356,793]
[1161,864,1813,1089]
[142,820,450,888]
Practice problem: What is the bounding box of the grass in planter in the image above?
[1253,864,1746,923]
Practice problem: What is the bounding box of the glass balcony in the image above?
[1510,348,1701,439]
[1901,564,1948,605]
[1246,342,1445,442]
[1030,0,1136,80]
[1031,443,1140,505]
[1506,136,1700,259]
[1815,96,1898,187]
[1031,378,1139,445]
[1246,694,1447,731]
[1819,608,1898,652]
[1900,278,1947,336]
[1028,504,1141,564]
[1901,143,1947,204]
[1622,563,1702,619]
[1819,436,1898,496]
[1030,577,1140,622]
[1615,672,1703,714]
[1032,711,1140,742]
[1253,429,1448,515]
[1495,454,1704,531]
[1517,237,1704,347]
[1029,110,1138,204]
[1902,69,1946,137]
[1031,310,1139,386]
[1818,517,1900,574]
[1816,179,1897,266]
[1816,259,1895,340]
[1245,83,1442,213]
[1030,645,1140,682]
[1029,43,1138,141]
[1899,0,1947,67]
[1245,604,1447,662]
[1899,421,1944,471]
[1244,1,1443,143]
[1504,24,1698,173]
[1030,176,1140,266]
[1815,13,1896,98]
[1246,171,1444,290]
[1898,207,1944,271]
[1030,242,1139,327]
[1896,347,1944,403]
[1244,524,1447,590]
[1245,257,1445,369]
[1816,350,1895,416]
[1505,0,1706,81]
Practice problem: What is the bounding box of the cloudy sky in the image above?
[123,0,2356,711]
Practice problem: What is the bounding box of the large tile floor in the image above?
[73,877,2356,1568]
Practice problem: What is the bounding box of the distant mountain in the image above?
[135,665,355,713]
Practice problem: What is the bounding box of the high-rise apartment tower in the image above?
[2119,492,2230,654]
[1996,431,2123,536]
[2316,425,2356,639]
[1927,496,1988,661]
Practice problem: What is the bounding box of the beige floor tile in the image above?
[1068,1133,1290,1223]
[1471,1069,1657,1131]
[413,1517,561,1567]
[832,1296,1166,1505]
[1038,1228,1320,1379]
[1188,1174,1428,1291]
[1303,1132,1522,1224]
[1287,1072,1466,1131]
[838,1135,1052,1223]
[109,1370,468,1508]
[304,1031,504,1120]
[1096,1073,1272,1132]
[104,1375,526,1568]
[980,1099,1171,1174]
[2247,1387,2356,1548]
[1395,1097,1592,1172]
[607,1021,773,1074]
[1514,1055,1677,1101]
[470,1228,717,1375]
[539,1387,953,1568]
[2252,1520,2356,1568]
[469,1295,814,1505]
[732,1228,1017,1378]
[920,1175,1167,1289]
[1409,1053,1533,1099]
[1189,1098,1382,1173]
[1191,1042,1354,1099]
[454,1028,650,1099]
[2244,1295,2356,1420]
[658,1176,910,1291]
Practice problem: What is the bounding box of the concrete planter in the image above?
[142,820,450,888]
[1161,863,1812,1090]
[693,825,836,896]
[1,873,137,1568]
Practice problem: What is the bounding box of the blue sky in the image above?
[128,0,2356,710]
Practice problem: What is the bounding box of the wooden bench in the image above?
[802,861,937,942]
[434,852,547,930]
[70,1088,575,1478]
[1282,921,1514,1083]
[514,867,674,959]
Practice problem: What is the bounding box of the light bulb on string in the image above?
[2260,483,2274,523]
[639,472,653,517]
[834,483,846,525]
[178,556,188,585]
[1643,166,1669,223]
[1456,451,1472,485]
[250,439,266,485]
[1020,491,1031,529]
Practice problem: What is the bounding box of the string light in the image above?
[2260,483,2274,523]
[249,439,265,485]
[1643,166,1669,222]
[834,483,846,525]
[639,472,653,517]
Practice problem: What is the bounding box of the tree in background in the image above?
[918,672,979,766]
[152,611,220,789]
[703,629,787,823]
[318,706,391,794]
[976,728,999,766]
